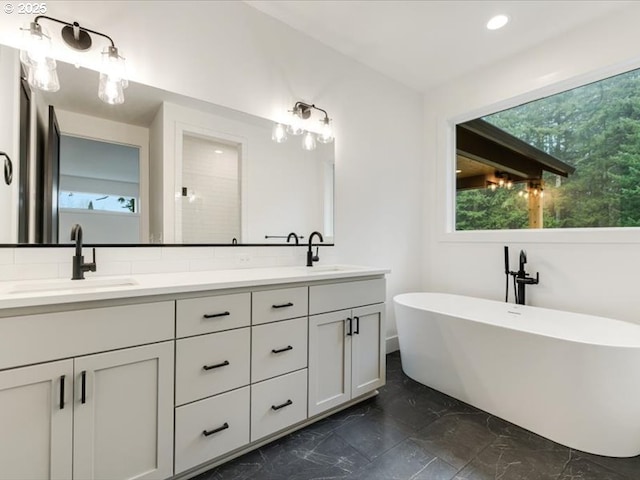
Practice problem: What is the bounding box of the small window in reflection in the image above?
[59,191,137,213]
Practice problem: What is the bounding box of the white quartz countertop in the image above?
[0,265,389,311]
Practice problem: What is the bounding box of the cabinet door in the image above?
[308,310,351,416]
[351,304,386,398]
[0,360,73,480]
[73,342,174,480]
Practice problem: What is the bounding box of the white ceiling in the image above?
[246,0,633,92]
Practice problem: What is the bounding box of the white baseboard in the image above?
[385,335,399,353]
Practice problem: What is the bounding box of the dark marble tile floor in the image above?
[193,352,639,480]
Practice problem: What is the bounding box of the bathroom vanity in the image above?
[0,265,387,480]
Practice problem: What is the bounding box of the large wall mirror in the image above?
[455,65,640,231]
[0,44,335,246]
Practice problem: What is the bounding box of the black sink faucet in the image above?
[70,224,97,280]
[306,231,324,267]
[287,232,299,245]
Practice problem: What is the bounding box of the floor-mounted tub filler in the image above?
[394,292,640,457]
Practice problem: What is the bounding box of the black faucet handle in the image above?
[312,246,319,262]
[89,248,97,271]
[516,272,539,285]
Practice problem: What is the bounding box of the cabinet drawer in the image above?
[252,287,308,325]
[0,302,174,371]
[176,293,250,338]
[175,328,250,405]
[309,278,385,315]
[251,369,307,442]
[252,318,308,383]
[175,386,250,474]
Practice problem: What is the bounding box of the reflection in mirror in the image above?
[455,65,640,231]
[58,135,141,244]
[180,135,240,244]
[0,44,335,246]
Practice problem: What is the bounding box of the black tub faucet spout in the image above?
[504,246,539,305]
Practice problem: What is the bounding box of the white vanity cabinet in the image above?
[174,293,252,475]
[0,360,74,480]
[0,302,175,480]
[73,342,175,480]
[249,287,309,443]
[308,279,386,417]
[0,268,388,480]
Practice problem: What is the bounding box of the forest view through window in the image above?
[455,66,640,231]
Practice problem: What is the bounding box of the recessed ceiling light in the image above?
[456,169,462,174]
[487,14,509,31]
[214,149,224,154]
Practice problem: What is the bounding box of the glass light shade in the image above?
[318,118,334,144]
[272,123,288,143]
[302,131,317,151]
[286,109,304,135]
[99,46,128,105]
[99,73,125,105]
[20,23,59,92]
[20,23,51,67]
[27,59,60,92]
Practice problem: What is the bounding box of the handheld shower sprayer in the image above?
[504,246,510,302]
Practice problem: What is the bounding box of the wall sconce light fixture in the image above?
[19,15,128,104]
[272,101,334,150]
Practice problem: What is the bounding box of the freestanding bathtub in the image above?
[394,292,640,457]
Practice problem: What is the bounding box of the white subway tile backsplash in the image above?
[0,263,60,281]
[188,257,238,272]
[214,247,256,258]
[14,248,73,264]
[0,246,334,282]
[0,250,14,265]
[88,262,132,277]
[131,259,190,275]
[161,247,215,260]
[97,247,162,262]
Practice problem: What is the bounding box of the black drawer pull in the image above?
[271,345,293,354]
[272,302,293,309]
[203,422,229,437]
[59,375,65,410]
[346,318,353,336]
[81,371,87,404]
[203,360,230,371]
[271,399,293,411]
[203,311,230,319]
[354,316,360,335]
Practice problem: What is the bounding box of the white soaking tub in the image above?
[394,292,640,457]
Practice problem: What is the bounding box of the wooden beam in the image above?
[461,119,575,177]
[457,126,545,179]
[528,188,543,228]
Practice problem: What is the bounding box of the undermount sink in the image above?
[8,277,138,295]
[298,265,365,273]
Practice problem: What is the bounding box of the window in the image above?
[455,67,640,230]
[59,191,137,213]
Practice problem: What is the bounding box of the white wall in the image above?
[423,4,640,324]
[0,1,424,349]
